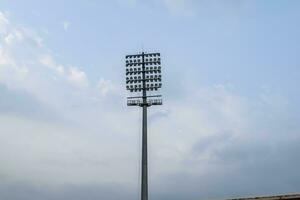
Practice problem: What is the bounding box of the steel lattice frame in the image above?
[126,52,162,106]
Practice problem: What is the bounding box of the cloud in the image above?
[0,11,10,35]
[163,0,187,11]
[62,20,71,31]
[150,86,300,199]
[97,78,117,96]
[156,0,250,17]
[39,54,65,75]
[0,84,51,118]
[0,11,91,105]
[116,0,138,7]
[67,67,88,88]
[0,183,136,200]
[0,9,300,200]
[4,30,23,45]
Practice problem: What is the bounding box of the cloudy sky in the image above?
[0,0,300,200]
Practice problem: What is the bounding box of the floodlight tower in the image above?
[125,52,162,200]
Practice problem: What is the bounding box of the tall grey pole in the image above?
[141,52,148,200]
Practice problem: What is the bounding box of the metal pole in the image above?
[141,52,148,200]
[126,51,162,200]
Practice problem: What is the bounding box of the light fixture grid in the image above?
[125,53,162,93]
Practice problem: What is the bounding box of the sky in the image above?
[0,0,300,200]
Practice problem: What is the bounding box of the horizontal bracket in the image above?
[127,99,162,107]
[127,95,162,99]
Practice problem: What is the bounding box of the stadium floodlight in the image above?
[125,52,163,200]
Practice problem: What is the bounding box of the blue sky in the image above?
[0,1,300,200]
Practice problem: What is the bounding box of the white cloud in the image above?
[116,0,138,7]
[162,0,195,15]
[4,29,24,45]
[67,67,89,88]
[62,20,71,31]
[39,54,65,75]
[0,45,30,91]
[97,78,117,96]
[0,11,9,33]
[0,11,90,107]
[0,48,13,66]
[0,12,42,49]
[0,113,138,186]
[163,0,186,10]
[0,79,298,194]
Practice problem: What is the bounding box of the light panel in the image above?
[125,52,162,92]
